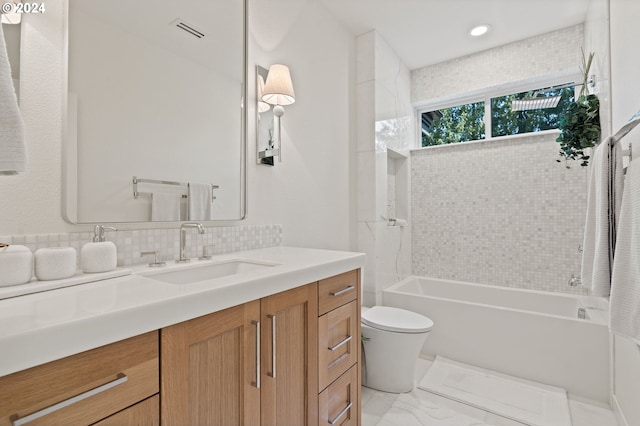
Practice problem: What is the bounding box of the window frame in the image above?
[415,72,582,146]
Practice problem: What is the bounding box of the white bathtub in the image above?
[382,276,610,403]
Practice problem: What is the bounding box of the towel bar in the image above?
[132,176,218,200]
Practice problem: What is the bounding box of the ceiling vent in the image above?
[170,18,205,39]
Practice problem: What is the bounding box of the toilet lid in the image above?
[361,306,433,333]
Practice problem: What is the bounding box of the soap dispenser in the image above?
[81,226,118,273]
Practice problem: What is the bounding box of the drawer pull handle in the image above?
[329,401,353,425]
[252,320,260,388]
[267,314,276,378]
[330,285,354,297]
[11,373,128,426]
[328,335,352,351]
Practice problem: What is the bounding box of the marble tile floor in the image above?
[362,358,619,426]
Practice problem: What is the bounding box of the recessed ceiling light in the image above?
[469,25,490,37]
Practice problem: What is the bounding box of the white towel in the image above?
[581,138,623,297]
[0,23,25,174]
[187,183,212,220]
[151,191,181,221]
[610,152,640,344]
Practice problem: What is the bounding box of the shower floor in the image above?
[362,358,618,426]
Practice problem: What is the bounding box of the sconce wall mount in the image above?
[256,64,295,166]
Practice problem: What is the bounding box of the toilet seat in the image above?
[361,306,433,333]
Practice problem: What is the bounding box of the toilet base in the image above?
[361,323,429,393]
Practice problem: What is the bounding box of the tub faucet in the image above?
[568,274,582,287]
[177,223,205,263]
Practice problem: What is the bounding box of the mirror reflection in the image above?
[64,0,246,223]
[256,65,276,165]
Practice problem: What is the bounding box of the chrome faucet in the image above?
[568,274,582,287]
[177,223,205,263]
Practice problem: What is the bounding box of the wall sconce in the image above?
[256,64,295,166]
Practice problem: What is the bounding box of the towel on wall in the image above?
[610,146,640,344]
[0,22,25,174]
[188,183,212,221]
[151,191,181,221]
[581,138,624,297]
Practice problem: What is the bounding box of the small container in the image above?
[34,247,77,281]
[81,241,117,273]
[0,244,33,286]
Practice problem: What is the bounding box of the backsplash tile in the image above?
[411,132,588,295]
[0,224,282,268]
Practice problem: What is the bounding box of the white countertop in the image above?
[0,246,365,377]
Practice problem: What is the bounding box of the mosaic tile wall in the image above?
[0,224,283,268]
[410,24,584,103]
[387,158,397,219]
[411,132,589,295]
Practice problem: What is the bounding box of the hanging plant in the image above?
[556,50,601,168]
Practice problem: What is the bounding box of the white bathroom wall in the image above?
[357,31,413,305]
[610,0,640,424]
[247,0,357,251]
[0,0,357,252]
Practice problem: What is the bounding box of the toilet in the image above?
[361,306,433,393]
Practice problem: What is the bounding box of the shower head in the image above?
[511,95,562,111]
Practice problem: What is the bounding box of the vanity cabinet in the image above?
[0,331,159,426]
[161,283,319,426]
[0,267,361,426]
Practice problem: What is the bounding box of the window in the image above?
[419,81,577,147]
[491,87,575,137]
[421,101,485,147]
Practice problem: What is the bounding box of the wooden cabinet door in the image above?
[161,301,261,426]
[260,283,319,426]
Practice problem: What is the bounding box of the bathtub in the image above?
[382,276,610,403]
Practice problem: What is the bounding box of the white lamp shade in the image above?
[262,64,295,106]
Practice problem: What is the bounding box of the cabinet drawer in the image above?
[319,365,358,426]
[93,395,159,426]
[318,270,358,315]
[319,301,358,391]
[0,331,159,426]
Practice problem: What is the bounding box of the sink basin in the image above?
[144,259,278,285]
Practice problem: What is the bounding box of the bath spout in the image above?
[568,274,582,287]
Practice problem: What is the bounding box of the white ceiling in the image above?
[318,0,591,70]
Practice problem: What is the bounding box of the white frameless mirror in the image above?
[63,0,247,223]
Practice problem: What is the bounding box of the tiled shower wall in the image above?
[410,24,584,103]
[411,131,588,294]
[0,224,282,268]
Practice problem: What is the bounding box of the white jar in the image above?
[34,247,77,281]
[81,241,117,273]
[0,245,33,286]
